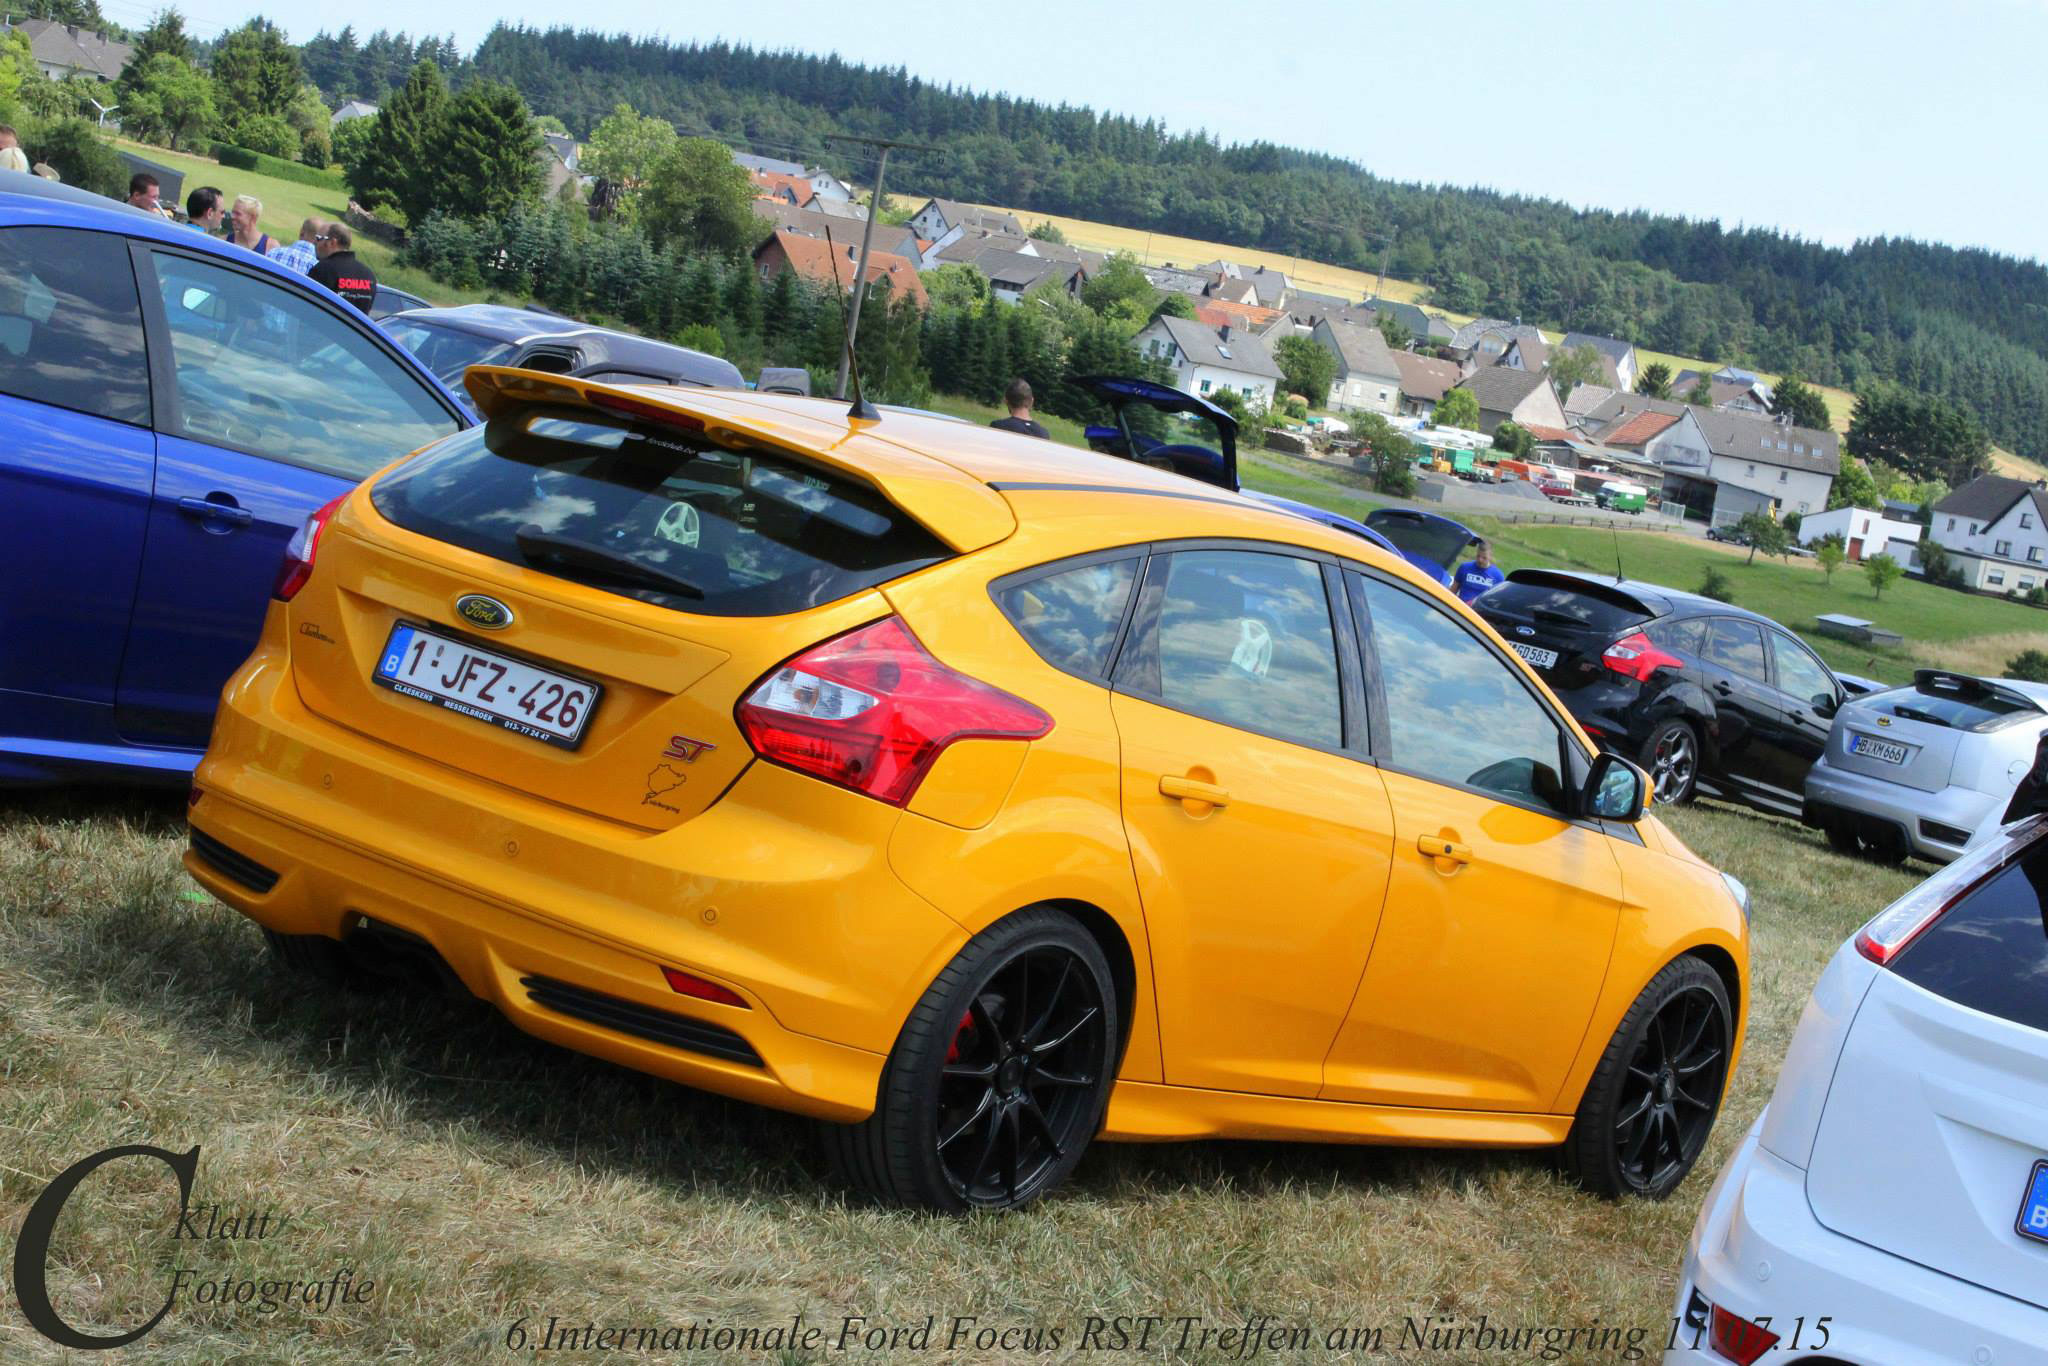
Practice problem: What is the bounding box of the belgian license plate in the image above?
[2017,1160,2048,1245]
[1850,733,1909,765]
[1511,642,1560,670]
[373,622,599,749]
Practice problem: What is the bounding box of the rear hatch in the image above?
[1806,828,2048,1309]
[1469,570,1662,690]
[1827,671,2044,793]
[285,379,1004,830]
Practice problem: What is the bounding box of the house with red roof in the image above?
[753,231,929,310]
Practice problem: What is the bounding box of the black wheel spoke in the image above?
[1675,1046,1723,1077]
[1001,1103,1021,1202]
[967,1104,1004,1186]
[1613,1090,1653,1132]
[1032,1004,1101,1055]
[1023,958,1073,1047]
[1018,1096,1065,1159]
[1030,1067,1095,1089]
[943,1060,998,1081]
[938,1089,996,1150]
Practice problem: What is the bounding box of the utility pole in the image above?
[825,132,938,401]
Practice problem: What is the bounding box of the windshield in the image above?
[384,319,518,388]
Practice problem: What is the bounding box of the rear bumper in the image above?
[1669,1118,2048,1366]
[188,629,974,1122]
[1801,759,1998,862]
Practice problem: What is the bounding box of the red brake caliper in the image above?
[944,1008,974,1063]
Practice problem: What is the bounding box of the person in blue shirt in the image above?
[1452,539,1505,603]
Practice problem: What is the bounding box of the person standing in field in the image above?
[989,378,1050,439]
[308,221,377,314]
[127,173,174,219]
[226,194,275,253]
[1452,539,1505,603]
[185,185,226,233]
[268,218,324,275]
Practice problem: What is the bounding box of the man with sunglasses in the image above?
[308,221,378,314]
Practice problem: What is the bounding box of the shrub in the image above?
[674,322,723,356]
[1698,566,1735,602]
[229,113,299,160]
[212,141,347,189]
[29,118,127,197]
[2008,649,2048,683]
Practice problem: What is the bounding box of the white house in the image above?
[1796,506,1923,562]
[1134,314,1282,411]
[1309,318,1402,415]
[1929,475,2048,595]
[1639,407,1835,526]
[1560,332,1638,392]
[5,17,131,81]
[907,198,1025,245]
[330,100,380,127]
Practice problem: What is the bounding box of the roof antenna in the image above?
[1612,522,1626,583]
[824,225,880,422]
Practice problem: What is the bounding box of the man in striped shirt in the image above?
[267,217,325,276]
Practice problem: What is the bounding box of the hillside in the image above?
[394,24,2048,464]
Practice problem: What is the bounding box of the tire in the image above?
[1824,818,1909,865]
[822,906,1118,1212]
[1560,955,1731,1200]
[1639,719,1700,806]
[1824,820,1861,855]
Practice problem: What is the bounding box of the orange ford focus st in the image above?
[185,368,1749,1211]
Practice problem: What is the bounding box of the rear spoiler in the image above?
[460,365,1015,553]
[1501,568,1667,618]
[1914,670,2046,716]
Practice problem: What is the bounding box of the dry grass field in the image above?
[0,785,1920,1364]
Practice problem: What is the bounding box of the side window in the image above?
[0,226,150,424]
[1122,550,1342,749]
[993,556,1139,679]
[1647,616,1707,655]
[148,250,458,477]
[1357,575,1571,814]
[1703,618,1769,683]
[1770,631,1835,707]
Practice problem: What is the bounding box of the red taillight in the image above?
[1707,1305,1779,1365]
[661,965,747,1008]
[736,616,1052,807]
[1853,815,2048,964]
[273,493,349,602]
[1601,630,1683,682]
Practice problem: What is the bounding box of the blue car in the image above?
[0,172,471,785]
[1076,377,1477,579]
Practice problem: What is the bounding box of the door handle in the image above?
[177,495,254,527]
[1713,680,1733,696]
[1416,834,1472,864]
[1158,774,1230,809]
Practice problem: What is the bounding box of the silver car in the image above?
[1803,670,2048,863]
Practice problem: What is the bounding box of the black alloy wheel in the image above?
[933,946,1108,1206]
[1610,984,1728,1194]
[1561,955,1731,1200]
[1641,720,1699,805]
[822,907,1118,1212]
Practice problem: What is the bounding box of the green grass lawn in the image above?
[115,139,492,309]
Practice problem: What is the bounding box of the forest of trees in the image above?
[294,23,2048,461]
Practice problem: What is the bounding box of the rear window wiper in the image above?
[1531,607,1593,626]
[514,526,706,600]
[1888,705,1951,728]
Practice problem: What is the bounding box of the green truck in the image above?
[1596,480,1648,514]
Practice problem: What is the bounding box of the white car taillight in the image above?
[273,493,349,602]
[1854,814,2048,965]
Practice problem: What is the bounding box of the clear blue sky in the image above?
[128,0,2048,263]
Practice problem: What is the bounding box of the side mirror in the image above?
[1813,691,1840,718]
[1584,752,1648,823]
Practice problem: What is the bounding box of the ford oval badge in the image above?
[455,594,514,630]
[1515,626,1535,637]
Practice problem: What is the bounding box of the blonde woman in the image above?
[226,194,275,253]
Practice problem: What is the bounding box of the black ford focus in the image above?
[1471,570,1845,813]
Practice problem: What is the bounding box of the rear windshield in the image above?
[384,319,518,388]
[1893,843,2048,1033]
[1477,579,1653,635]
[1365,513,1471,570]
[1868,676,2043,733]
[370,405,949,617]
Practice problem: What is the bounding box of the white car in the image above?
[1804,670,2048,863]
[1668,813,2048,1365]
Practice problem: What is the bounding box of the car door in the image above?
[1696,616,1780,802]
[0,225,157,754]
[1762,627,1840,794]
[1319,570,1626,1113]
[118,244,464,747]
[1109,545,1397,1097]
